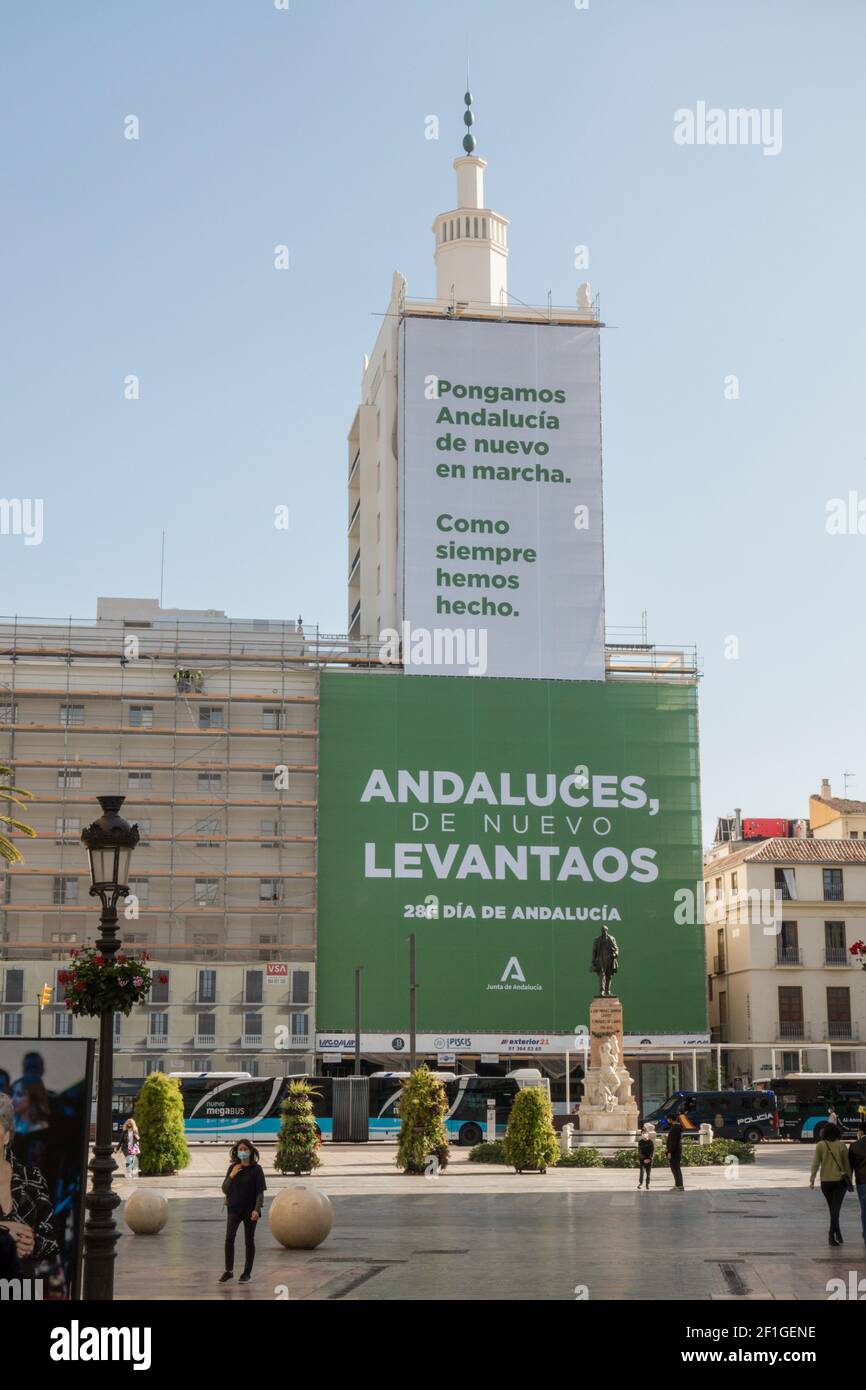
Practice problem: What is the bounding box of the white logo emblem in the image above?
[500,957,526,984]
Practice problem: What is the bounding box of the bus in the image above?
[754,1075,866,1141]
[642,1089,779,1143]
[113,1069,548,1145]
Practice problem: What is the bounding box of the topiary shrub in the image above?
[395,1066,450,1175]
[681,1139,755,1166]
[274,1080,322,1175]
[135,1072,190,1176]
[468,1140,507,1164]
[555,1146,604,1167]
[502,1085,560,1173]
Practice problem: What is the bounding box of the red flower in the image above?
[58,971,68,984]
[159,974,168,985]
[116,953,127,964]
[94,954,104,965]
[74,980,86,992]
[142,952,149,961]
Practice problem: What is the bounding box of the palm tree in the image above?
[0,764,36,864]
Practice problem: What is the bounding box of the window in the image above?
[54,1013,73,1037]
[196,1012,216,1043]
[730,871,738,896]
[291,1012,309,1041]
[113,1013,123,1042]
[778,921,799,965]
[291,969,310,1005]
[262,772,280,792]
[49,932,77,947]
[707,974,713,1002]
[260,819,280,847]
[128,706,153,728]
[715,928,726,974]
[148,1012,168,1042]
[53,876,79,905]
[198,706,224,730]
[259,880,282,902]
[243,1013,262,1043]
[126,877,149,903]
[195,818,220,847]
[262,708,283,730]
[197,969,217,1004]
[245,970,263,1004]
[127,771,152,791]
[56,768,82,788]
[0,704,17,725]
[53,969,67,1004]
[781,1051,799,1072]
[192,933,218,961]
[825,921,846,965]
[849,831,859,839]
[194,879,219,906]
[376,564,380,594]
[2,1013,22,1037]
[778,986,804,1038]
[826,987,851,1039]
[823,868,844,902]
[54,816,81,840]
[3,969,24,1004]
[59,704,85,726]
[376,512,381,541]
[774,867,797,901]
[150,969,169,1004]
[198,772,221,792]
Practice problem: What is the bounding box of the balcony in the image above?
[348,449,360,484]
[241,1034,263,1049]
[824,947,852,967]
[195,1034,216,1049]
[289,1033,310,1049]
[348,547,361,583]
[824,1021,858,1041]
[147,1032,169,1048]
[710,1024,729,1043]
[776,945,803,967]
[713,955,726,975]
[776,1020,811,1041]
[348,498,360,536]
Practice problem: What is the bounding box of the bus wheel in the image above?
[460,1123,483,1147]
[743,1127,763,1144]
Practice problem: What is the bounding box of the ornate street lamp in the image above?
[80,795,139,1301]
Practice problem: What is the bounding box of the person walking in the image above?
[220,1139,266,1284]
[666,1113,685,1191]
[848,1119,866,1244]
[637,1125,655,1190]
[810,1122,853,1245]
[116,1118,140,1179]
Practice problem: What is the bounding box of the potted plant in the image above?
[503,1085,560,1174]
[395,1066,450,1175]
[135,1072,191,1176]
[60,946,159,1018]
[274,1080,322,1174]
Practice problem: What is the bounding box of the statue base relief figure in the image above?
[573,996,640,1152]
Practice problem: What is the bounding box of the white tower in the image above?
[432,91,509,308]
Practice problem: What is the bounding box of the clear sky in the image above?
[2,0,865,841]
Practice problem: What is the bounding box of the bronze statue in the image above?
[590,924,619,997]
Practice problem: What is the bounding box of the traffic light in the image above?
[39,984,53,1009]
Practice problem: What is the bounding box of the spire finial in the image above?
[462,81,476,155]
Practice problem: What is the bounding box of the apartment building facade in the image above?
[0,598,324,1078]
[705,806,866,1083]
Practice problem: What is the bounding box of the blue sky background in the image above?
[2,0,865,840]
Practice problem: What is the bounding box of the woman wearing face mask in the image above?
[219,1139,266,1284]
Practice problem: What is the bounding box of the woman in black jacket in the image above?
[219,1139,266,1284]
[637,1125,655,1190]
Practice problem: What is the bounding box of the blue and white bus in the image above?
[115,1069,548,1145]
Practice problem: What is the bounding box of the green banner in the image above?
[316,673,705,1033]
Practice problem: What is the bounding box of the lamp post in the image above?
[80,795,139,1301]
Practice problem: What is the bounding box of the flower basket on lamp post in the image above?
[79,795,140,1302]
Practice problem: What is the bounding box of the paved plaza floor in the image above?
[113,1144,866,1301]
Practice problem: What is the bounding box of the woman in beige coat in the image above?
[809,1123,853,1245]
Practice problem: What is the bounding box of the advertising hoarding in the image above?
[398,316,605,680]
[316,672,704,1035]
[0,1038,94,1299]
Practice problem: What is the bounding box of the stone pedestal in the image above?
[574,996,639,1152]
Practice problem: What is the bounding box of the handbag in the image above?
[827,1142,854,1192]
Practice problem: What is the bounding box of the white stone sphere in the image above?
[268,1185,333,1250]
[123,1187,169,1235]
